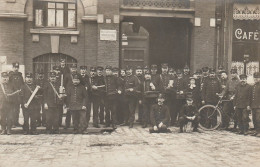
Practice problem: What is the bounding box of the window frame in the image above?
[33,0,77,30]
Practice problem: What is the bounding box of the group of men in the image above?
[0,59,260,136]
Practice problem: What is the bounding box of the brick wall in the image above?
[0,19,24,65]
[191,0,216,71]
[97,0,120,67]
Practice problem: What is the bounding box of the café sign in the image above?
[235,28,259,41]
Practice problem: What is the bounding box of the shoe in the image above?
[31,131,38,135]
[256,133,260,137]
[112,124,117,129]
[237,131,244,135]
[100,121,105,125]
[82,131,88,135]
[244,131,249,136]
[129,123,133,128]
[93,125,100,128]
[120,122,129,126]
[1,130,6,135]
[251,132,258,136]
[105,124,110,128]
[15,123,22,127]
[142,124,147,128]
[179,129,183,133]
[12,125,16,128]
[64,126,69,130]
[73,130,78,134]
[46,130,52,134]
[7,130,11,135]
[53,131,60,134]
[23,131,29,135]
[193,129,201,133]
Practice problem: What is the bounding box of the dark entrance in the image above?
[121,17,192,69]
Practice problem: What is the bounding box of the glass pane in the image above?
[68,4,76,9]
[35,9,43,27]
[56,9,64,27]
[48,2,55,8]
[48,9,55,27]
[56,3,64,9]
[68,10,76,28]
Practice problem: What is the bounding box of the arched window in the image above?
[33,53,77,77]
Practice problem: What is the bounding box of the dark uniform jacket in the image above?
[105,75,120,96]
[200,76,209,91]
[186,84,201,105]
[90,75,106,97]
[66,84,88,111]
[64,72,83,89]
[43,81,62,108]
[233,83,252,109]
[222,77,240,99]
[202,77,221,104]
[150,104,170,126]
[143,79,159,99]
[9,71,24,103]
[118,76,126,94]
[35,78,46,104]
[124,75,140,97]
[251,82,260,109]
[174,77,186,99]
[21,83,41,110]
[159,74,175,95]
[183,74,191,86]
[59,65,70,76]
[151,74,160,90]
[81,74,91,94]
[0,82,15,110]
[180,104,199,118]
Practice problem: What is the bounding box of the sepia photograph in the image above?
[0,0,259,166]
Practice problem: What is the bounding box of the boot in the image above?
[112,124,117,130]
[7,129,11,135]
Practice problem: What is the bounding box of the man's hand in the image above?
[44,103,48,110]
[153,126,158,131]
[82,106,86,110]
[118,90,122,94]
[234,106,236,110]
[151,85,156,90]
[129,88,134,92]
[85,87,88,90]
[139,100,142,104]
[158,122,164,128]
[191,116,196,121]
[186,116,191,120]
[202,100,205,105]
[24,104,28,109]
[92,85,98,90]
[179,91,184,94]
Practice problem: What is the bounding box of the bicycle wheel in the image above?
[198,105,222,131]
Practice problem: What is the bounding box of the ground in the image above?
[0,124,260,167]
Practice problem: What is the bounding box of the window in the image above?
[34,0,76,29]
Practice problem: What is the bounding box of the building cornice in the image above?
[0,13,27,19]
[81,15,98,22]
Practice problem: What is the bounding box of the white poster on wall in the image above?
[100,29,117,41]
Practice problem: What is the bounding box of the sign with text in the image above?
[233,20,259,42]
[100,29,117,41]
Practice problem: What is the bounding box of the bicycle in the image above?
[198,95,237,131]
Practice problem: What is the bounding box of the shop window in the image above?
[34,0,76,29]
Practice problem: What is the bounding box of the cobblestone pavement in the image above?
[0,124,260,167]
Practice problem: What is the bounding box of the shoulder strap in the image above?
[49,82,60,98]
[0,83,7,99]
[25,84,33,93]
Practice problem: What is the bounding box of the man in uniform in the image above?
[59,58,70,76]
[9,62,24,127]
[149,93,170,133]
[66,73,88,134]
[201,68,221,127]
[168,68,176,78]
[220,68,240,130]
[91,66,105,128]
[150,64,160,90]
[97,66,106,125]
[44,72,63,134]
[219,70,228,91]
[251,72,260,137]
[104,65,121,129]
[124,66,140,128]
[118,69,127,125]
[233,74,251,135]
[179,95,200,133]
[21,73,41,135]
[135,66,144,123]
[0,72,16,135]
[79,66,91,128]
[201,66,209,91]
[183,64,191,86]
[112,67,121,124]
[142,70,158,128]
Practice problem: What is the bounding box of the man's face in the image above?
[1,77,9,83]
[135,69,142,76]
[221,73,227,79]
[90,71,96,77]
[80,69,86,75]
[190,79,195,85]
[151,69,157,75]
[162,68,168,74]
[72,79,80,85]
[143,69,149,74]
[70,67,77,73]
[158,98,165,105]
[177,73,182,79]
[120,70,126,77]
[113,71,119,77]
[187,100,193,106]
[184,68,190,74]
[38,74,44,79]
[231,73,237,78]
[126,69,132,76]
[13,67,19,72]
[240,78,247,85]
[168,71,174,76]
[25,77,33,84]
[105,69,112,76]
[50,76,56,83]
[209,73,216,78]
[97,70,103,76]
[203,71,209,76]
[60,62,65,67]
[144,74,151,80]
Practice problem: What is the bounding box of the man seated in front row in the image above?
[179,95,200,133]
[149,93,170,133]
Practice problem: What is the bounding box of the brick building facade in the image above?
[0,0,259,76]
